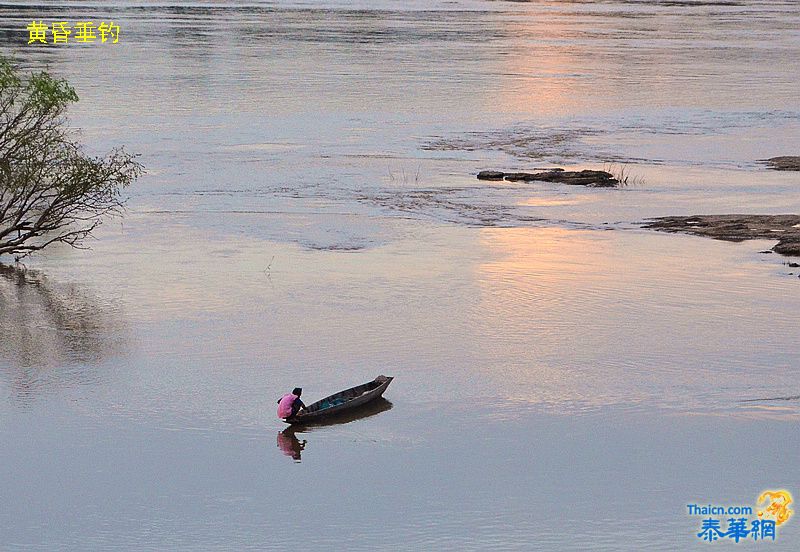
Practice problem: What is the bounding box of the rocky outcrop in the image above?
[763,156,800,171]
[477,169,618,187]
[643,214,800,256]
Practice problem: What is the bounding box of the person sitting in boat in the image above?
[277,388,305,419]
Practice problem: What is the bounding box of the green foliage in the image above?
[0,59,21,91]
[0,57,78,114]
[0,57,142,259]
[27,71,79,110]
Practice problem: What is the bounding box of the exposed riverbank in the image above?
[644,214,800,256]
[764,156,800,171]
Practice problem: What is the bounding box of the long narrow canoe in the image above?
[283,375,393,424]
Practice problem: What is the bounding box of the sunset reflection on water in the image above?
[2,0,800,549]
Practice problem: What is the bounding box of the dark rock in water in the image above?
[643,214,800,258]
[773,240,800,256]
[788,262,800,268]
[476,170,506,180]
[763,156,800,171]
[477,169,618,187]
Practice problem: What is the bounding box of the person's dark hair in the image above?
[292,387,302,396]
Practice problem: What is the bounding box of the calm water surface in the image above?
[1,1,799,550]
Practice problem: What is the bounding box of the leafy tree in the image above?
[0,57,142,259]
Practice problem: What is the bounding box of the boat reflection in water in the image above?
[276,398,393,462]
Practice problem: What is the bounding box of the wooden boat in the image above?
[283,375,393,424]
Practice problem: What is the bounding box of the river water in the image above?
[1,1,799,550]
